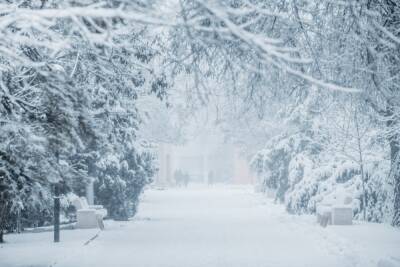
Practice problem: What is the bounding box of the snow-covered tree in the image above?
[0,0,168,239]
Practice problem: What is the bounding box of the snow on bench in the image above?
[316,194,353,226]
[72,197,107,230]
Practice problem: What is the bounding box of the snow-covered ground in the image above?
[1,185,399,267]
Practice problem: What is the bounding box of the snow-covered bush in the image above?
[253,135,393,222]
[95,151,156,220]
[251,130,322,205]
[252,90,394,223]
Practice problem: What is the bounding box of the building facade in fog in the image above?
[154,134,254,186]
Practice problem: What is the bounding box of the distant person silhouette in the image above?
[208,170,214,186]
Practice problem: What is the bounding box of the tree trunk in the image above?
[387,104,400,226]
[355,110,367,220]
[389,132,400,226]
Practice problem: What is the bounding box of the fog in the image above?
[1,1,399,266]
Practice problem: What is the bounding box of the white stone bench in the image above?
[316,195,353,226]
[316,204,332,226]
[72,197,107,230]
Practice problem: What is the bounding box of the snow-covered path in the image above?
[1,185,399,267]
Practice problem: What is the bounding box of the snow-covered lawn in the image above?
[1,185,399,267]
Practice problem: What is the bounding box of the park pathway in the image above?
[62,185,373,267]
[2,185,399,267]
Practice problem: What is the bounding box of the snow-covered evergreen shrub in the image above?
[252,117,322,204]
[252,144,290,202]
[95,150,155,220]
[360,159,393,223]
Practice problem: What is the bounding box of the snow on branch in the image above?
[183,0,360,93]
[0,1,360,93]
